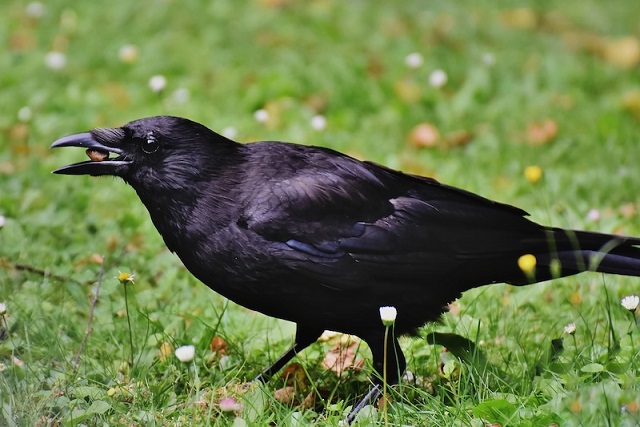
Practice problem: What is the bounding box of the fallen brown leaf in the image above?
[622,90,640,119]
[159,341,174,362]
[395,79,422,103]
[540,10,574,33]
[34,415,60,427]
[321,340,363,376]
[209,335,228,356]
[0,161,16,174]
[367,55,385,79]
[570,291,582,306]
[299,391,317,410]
[562,30,604,54]
[443,130,473,148]
[304,93,328,114]
[377,392,392,410]
[9,31,37,51]
[125,233,146,251]
[500,8,538,30]
[570,399,582,413]
[527,119,558,145]
[622,400,638,414]
[90,254,104,265]
[409,123,440,148]
[281,362,309,389]
[603,36,640,69]
[563,31,640,70]
[619,203,637,219]
[273,386,296,404]
[9,125,29,144]
[260,98,293,130]
[107,235,119,252]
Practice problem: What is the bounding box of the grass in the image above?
[1,0,640,425]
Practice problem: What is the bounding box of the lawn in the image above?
[1,0,640,425]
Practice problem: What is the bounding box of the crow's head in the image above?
[50,116,240,191]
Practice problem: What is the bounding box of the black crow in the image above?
[51,116,640,423]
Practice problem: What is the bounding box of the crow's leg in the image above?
[342,383,382,425]
[344,329,406,425]
[254,324,324,383]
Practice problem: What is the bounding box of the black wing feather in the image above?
[240,143,540,291]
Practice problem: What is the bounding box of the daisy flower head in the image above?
[621,295,639,311]
[379,306,397,326]
[175,345,195,362]
[564,322,576,335]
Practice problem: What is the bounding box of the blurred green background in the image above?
[1,0,640,425]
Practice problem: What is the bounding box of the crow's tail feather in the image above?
[535,228,640,280]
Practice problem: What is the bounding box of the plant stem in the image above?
[123,281,134,368]
[73,258,106,371]
[383,325,389,427]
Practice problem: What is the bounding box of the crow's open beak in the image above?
[50,132,130,176]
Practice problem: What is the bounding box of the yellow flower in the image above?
[159,341,174,361]
[117,272,135,284]
[518,254,537,274]
[524,165,543,184]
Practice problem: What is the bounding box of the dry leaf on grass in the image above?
[622,91,640,119]
[395,79,422,103]
[321,340,364,376]
[570,291,582,306]
[500,8,539,30]
[622,400,639,415]
[619,203,637,219]
[409,124,473,149]
[299,391,317,409]
[280,362,309,389]
[563,31,640,70]
[443,130,473,148]
[527,119,558,145]
[209,335,228,356]
[274,364,317,408]
[602,37,640,70]
[159,341,174,362]
[88,254,104,265]
[273,386,296,404]
[272,387,318,409]
[409,123,440,148]
[12,356,24,367]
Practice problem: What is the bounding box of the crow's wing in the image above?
[241,147,542,291]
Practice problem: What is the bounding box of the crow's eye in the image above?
[142,131,160,154]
